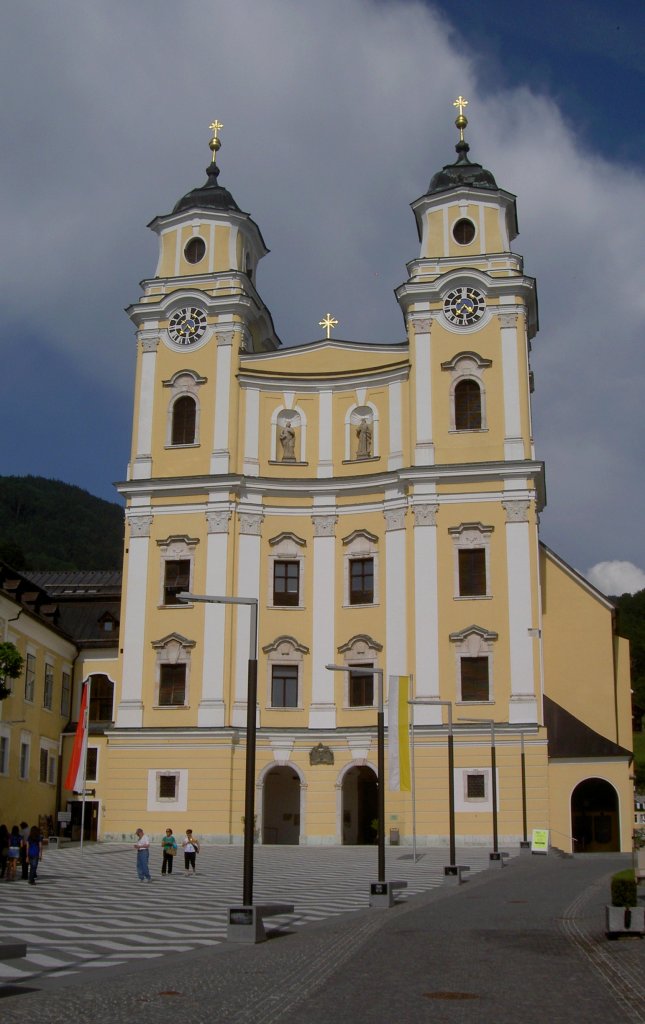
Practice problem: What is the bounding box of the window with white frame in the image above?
[0,732,9,775]
[441,351,492,432]
[449,624,498,703]
[24,653,36,702]
[465,771,487,800]
[86,747,98,782]
[163,370,206,448]
[262,635,309,710]
[157,535,199,606]
[337,634,383,708]
[39,741,57,784]
[147,768,188,812]
[268,533,306,609]
[43,662,54,709]
[152,634,195,708]
[61,670,71,717]
[342,530,379,607]
[449,523,493,599]
[19,735,31,780]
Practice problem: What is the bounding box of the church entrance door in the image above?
[342,766,378,845]
[262,766,301,844]
[571,778,620,852]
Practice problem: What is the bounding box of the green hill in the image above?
[0,476,124,570]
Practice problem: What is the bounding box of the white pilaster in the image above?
[132,333,159,480]
[198,510,231,727]
[503,499,538,723]
[412,503,442,725]
[317,390,333,478]
[384,505,408,684]
[500,314,524,461]
[411,316,435,466]
[115,513,152,727]
[211,328,234,474]
[388,379,404,470]
[309,514,337,728]
[232,511,263,728]
[243,387,260,476]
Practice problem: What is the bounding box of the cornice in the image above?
[237,363,409,392]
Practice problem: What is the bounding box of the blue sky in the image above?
[1,0,644,592]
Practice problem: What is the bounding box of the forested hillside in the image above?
[0,476,124,570]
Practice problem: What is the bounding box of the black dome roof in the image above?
[428,140,498,195]
[172,162,240,215]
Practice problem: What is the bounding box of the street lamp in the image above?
[326,663,385,883]
[458,717,503,859]
[179,592,258,905]
[409,699,455,870]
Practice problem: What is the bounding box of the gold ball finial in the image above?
[453,96,469,141]
[209,119,224,164]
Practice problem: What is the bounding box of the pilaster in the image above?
[309,513,337,728]
[115,512,152,727]
[503,499,538,723]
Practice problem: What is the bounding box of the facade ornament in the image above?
[413,503,439,527]
[215,328,235,347]
[238,512,263,536]
[356,417,372,459]
[279,420,296,461]
[499,313,518,329]
[309,743,335,766]
[312,515,337,538]
[206,510,231,534]
[140,334,160,353]
[128,514,153,538]
[384,508,406,531]
[410,315,433,334]
[502,500,530,523]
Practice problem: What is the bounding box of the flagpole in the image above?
[409,675,417,865]
[79,678,91,858]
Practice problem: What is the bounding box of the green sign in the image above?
[531,828,549,854]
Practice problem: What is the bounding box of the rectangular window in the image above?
[40,747,49,783]
[47,754,57,785]
[458,549,486,596]
[20,741,30,780]
[348,664,374,707]
[349,558,374,605]
[25,654,36,702]
[466,772,486,799]
[158,774,178,799]
[163,559,191,605]
[158,663,187,706]
[86,747,98,782]
[461,657,490,701]
[61,672,71,717]
[273,561,300,606]
[43,663,54,709]
[0,735,8,774]
[271,665,299,708]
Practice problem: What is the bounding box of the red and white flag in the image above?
[65,681,89,792]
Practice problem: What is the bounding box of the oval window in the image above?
[184,237,206,264]
[453,219,476,245]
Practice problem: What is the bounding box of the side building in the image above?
[63,110,633,852]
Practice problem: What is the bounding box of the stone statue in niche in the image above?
[280,421,296,462]
[356,417,372,459]
[309,743,334,766]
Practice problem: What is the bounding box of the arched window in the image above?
[454,379,482,430]
[171,395,196,445]
[88,675,114,723]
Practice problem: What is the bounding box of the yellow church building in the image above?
[63,104,633,853]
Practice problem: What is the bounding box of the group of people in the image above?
[0,822,43,884]
[133,827,200,881]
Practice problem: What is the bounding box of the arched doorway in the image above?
[342,766,378,845]
[262,766,301,844]
[571,778,620,852]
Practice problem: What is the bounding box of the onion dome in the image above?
[172,119,241,214]
[427,95,498,195]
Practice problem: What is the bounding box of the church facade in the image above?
[66,108,633,852]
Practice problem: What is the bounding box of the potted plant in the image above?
[605,868,644,938]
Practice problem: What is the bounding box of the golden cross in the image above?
[319,313,339,339]
[453,96,468,118]
[209,119,224,163]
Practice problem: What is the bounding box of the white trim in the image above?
[211,336,233,473]
[317,390,333,478]
[243,387,260,475]
[147,768,188,812]
[506,518,538,723]
[501,319,524,459]
[310,529,337,728]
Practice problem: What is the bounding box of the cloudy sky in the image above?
[1,0,643,594]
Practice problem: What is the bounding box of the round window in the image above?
[453,219,476,245]
[184,237,206,264]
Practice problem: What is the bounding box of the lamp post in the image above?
[179,592,258,905]
[409,699,455,869]
[458,717,501,857]
[326,663,385,883]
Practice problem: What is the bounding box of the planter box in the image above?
[605,905,645,938]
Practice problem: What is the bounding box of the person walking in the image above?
[134,828,152,881]
[181,829,200,875]
[26,825,43,885]
[0,824,9,880]
[161,828,177,874]
[19,821,29,880]
[6,825,21,881]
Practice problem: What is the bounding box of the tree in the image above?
[0,641,24,701]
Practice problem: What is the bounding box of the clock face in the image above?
[443,287,486,327]
[168,307,207,345]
